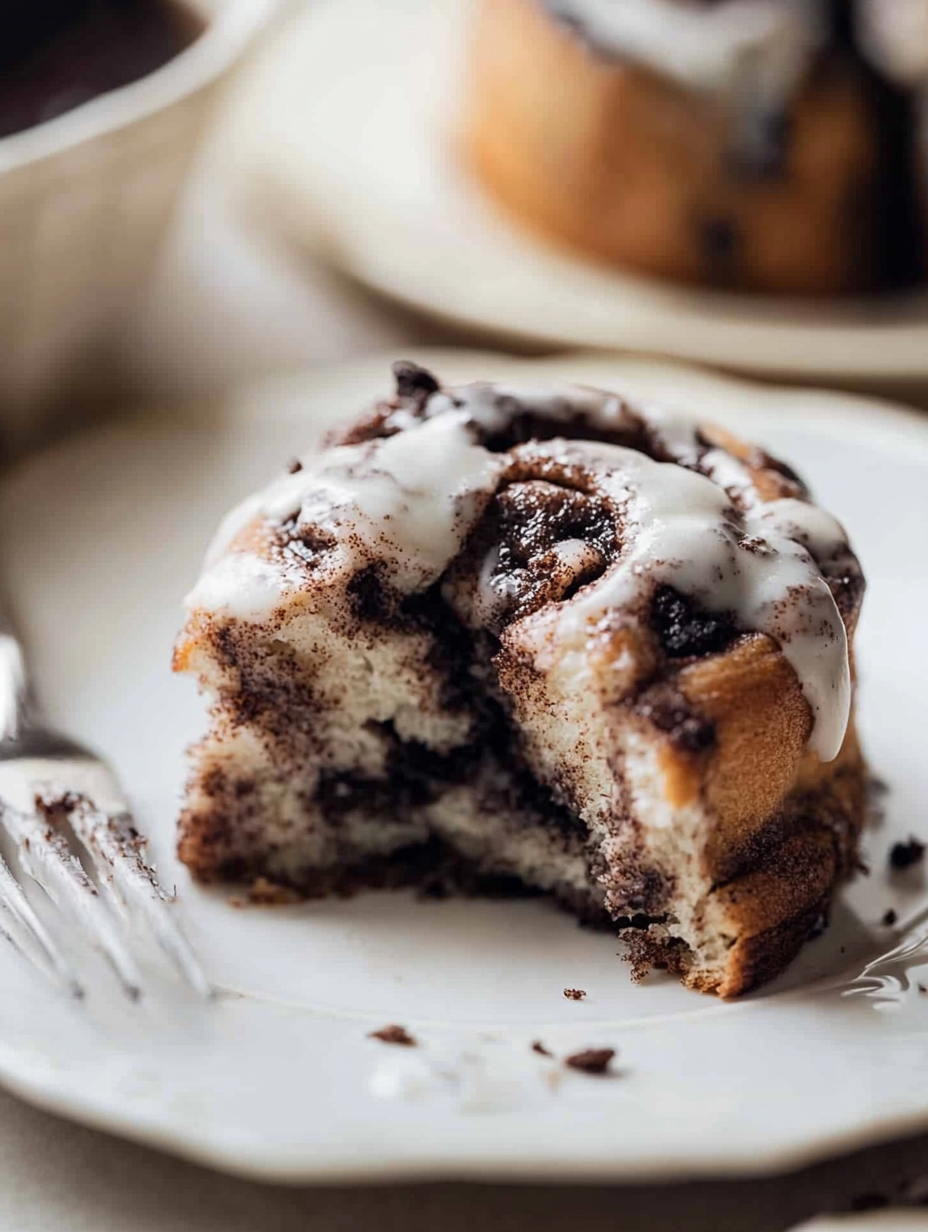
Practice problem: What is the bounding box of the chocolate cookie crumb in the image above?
[248,876,301,905]
[531,1040,553,1057]
[286,458,303,474]
[919,984,927,995]
[565,1048,615,1075]
[369,1024,417,1047]
[889,836,926,871]
[882,908,898,926]
[563,988,586,1001]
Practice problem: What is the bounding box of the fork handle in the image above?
[0,604,32,743]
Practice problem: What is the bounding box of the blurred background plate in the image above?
[1,351,928,1182]
[231,0,928,388]
[791,1214,928,1231]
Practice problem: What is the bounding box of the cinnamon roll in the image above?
[461,0,927,296]
[174,362,867,997]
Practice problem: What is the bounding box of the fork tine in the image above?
[66,798,213,999]
[0,853,83,996]
[0,802,143,999]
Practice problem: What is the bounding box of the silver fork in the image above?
[0,605,211,1000]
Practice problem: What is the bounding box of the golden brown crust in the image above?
[626,777,866,999]
[699,809,861,998]
[677,635,813,880]
[462,0,884,295]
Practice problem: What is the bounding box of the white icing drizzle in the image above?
[188,413,505,615]
[426,380,631,435]
[188,376,856,761]
[551,442,851,761]
[270,414,503,592]
[545,0,824,93]
[188,552,293,621]
[630,400,780,506]
[856,0,928,83]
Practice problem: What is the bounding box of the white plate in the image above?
[236,0,928,384]
[1,350,928,1184]
[793,1216,928,1231]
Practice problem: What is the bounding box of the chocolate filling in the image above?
[320,581,591,846]
[476,479,617,629]
[649,585,737,659]
[635,686,717,754]
[478,409,650,456]
[346,563,404,626]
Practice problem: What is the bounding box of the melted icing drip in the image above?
[192,414,506,611]
[188,369,858,762]
[550,441,850,761]
[542,0,824,93]
[857,0,928,83]
[263,415,504,591]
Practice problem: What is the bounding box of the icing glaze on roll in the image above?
[188,367,857,762]
[857,0,928,83]
[552,441,849,761]
[542,0,825,92]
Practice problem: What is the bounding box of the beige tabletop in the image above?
[4,1076,928,1232]
[4,92,928,1232]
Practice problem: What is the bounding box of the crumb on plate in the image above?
[369,1024,417,1047]
[889,837,926,872]
[564,1048,615,1076]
